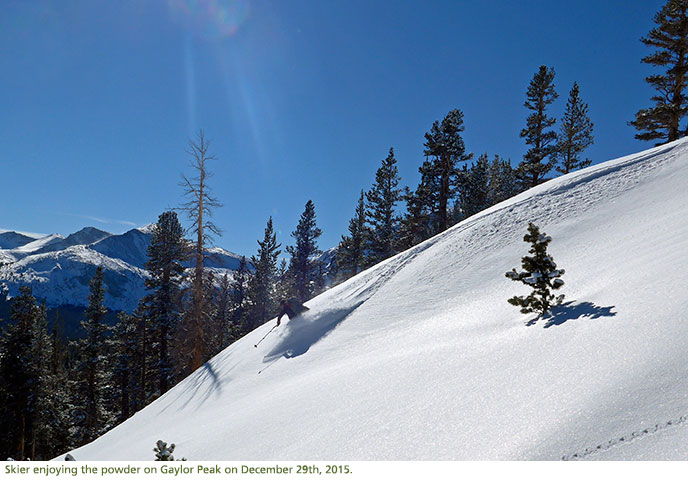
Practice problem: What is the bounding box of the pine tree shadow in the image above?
[527,301,617,328]
[158,358,232,413]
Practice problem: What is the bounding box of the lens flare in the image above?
[168,0,249,40]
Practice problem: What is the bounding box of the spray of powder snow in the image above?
[264,301,364,361]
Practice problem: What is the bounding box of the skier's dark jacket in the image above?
[276,298,309,325]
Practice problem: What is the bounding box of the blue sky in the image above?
[0,0,665,257]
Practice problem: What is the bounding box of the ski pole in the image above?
[254,325,278,348]
[258,350,293,374]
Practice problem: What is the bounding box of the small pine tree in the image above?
[505,223,565,316]
[518,66,559,188]
[154,440,177,461]
[557,82,594,174]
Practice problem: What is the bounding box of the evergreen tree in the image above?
[144,211,187,395]
[557,82,594,174]
[458,153,490,219]
[229,256,251,340]
[518,66,559,188]
[180,130,223,371]
[365,148,403,265]
[202,270,219,358]
[631,0,688,144]
[215,272,232,350]
[111,311,138,424]
[274,258,292,303]
[505,223,565,316]
[487,155,519,205]
[30,301,65,459]
[154,440,178,461]
[313,261,326,296]
[131,304,154,409]
[248,218,281,328]
[286,200,322,303]
[42,308,73,458]
[74,267,111,445]
[397,182,434,251]
[0,293,71,460]
[338,190,369,278]
[0,286,41,460]
[422,109,473,233]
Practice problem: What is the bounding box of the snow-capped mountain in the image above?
[0,231,36,250]
[62,139,688,460]
[0,225,244,312]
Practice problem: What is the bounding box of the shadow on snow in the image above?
[528,300,617,328]
[263,302,363,363]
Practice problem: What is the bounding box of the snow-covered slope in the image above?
[0,225,244,311]
[39,226,111,253]
[0,231,36,249]
[64,139,688,460]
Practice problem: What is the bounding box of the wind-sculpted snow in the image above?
[61,139,688,460]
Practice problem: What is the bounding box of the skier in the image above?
[276,298,309,326]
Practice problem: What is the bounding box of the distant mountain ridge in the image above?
[0,231,36,249]
[0,225,244,312]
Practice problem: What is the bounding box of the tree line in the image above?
[337,65,593,279]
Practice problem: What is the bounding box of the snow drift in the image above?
[64,139,688,460]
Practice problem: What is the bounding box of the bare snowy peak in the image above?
[0,228,47,239]
[91,228,153,269]
[136,223,156,234]
[61,138,688,461]
[204,247,244,270]
[38,226,111,253]
[0,231,36,249]
[12,233,65,254]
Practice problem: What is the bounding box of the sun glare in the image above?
[168,0,249,40]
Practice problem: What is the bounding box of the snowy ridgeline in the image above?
[0,225,244,311]
[62,138,688,460]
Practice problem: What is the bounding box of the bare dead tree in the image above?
[179,130,223,371]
